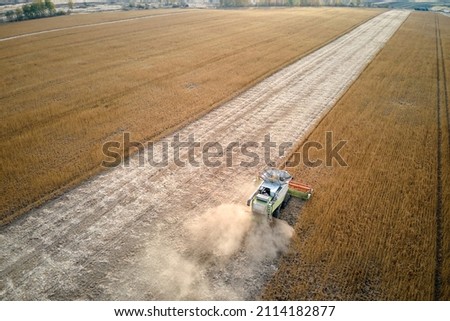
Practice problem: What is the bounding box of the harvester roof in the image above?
[260,168,292,185]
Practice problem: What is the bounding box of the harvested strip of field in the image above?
[0,10,408,300]
[263,12,450,301]
[0,8,382,225]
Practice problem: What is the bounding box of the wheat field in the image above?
[263,12,450,300]
[0,8,184,38]
[0,8,381,225]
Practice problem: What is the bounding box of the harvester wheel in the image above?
[281,193,291,209]
[273,206,281,219]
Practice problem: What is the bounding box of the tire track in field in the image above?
[434,13,445,301]
[0,10,410,300]
[437,15,450,155]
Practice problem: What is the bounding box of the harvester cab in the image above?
[246,168,313,220]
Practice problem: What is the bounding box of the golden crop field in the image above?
[263,12,450,300]
[0,8,381,225]
[0,9,186,38]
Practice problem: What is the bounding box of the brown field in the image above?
[0,8,381,225]
[0,9,188,38]
[263,12,450,300]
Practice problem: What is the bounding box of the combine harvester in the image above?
[247,168,313,220]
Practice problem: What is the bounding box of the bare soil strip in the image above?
[0,11,409,300]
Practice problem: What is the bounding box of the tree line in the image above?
[5,0,69,22]
[219,0,363,6]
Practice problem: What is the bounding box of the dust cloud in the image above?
[187,204,294,263]
[245,215,294,263]
[158,204,292,299]
[113,203,294,300]
[186,204,253,260]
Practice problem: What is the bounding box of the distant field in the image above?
[263,12,450,300]
[0,9,187,38]
[0,8,381,224]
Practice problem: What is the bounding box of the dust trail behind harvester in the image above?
[113,204,294,300]
[188,204,294,263]
[187,204,254,260]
